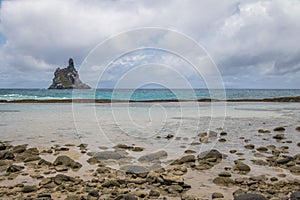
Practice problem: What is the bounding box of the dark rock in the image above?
[172,155,195,165]
[37,194,52,199]
[251,159,268,166]
[94,151,124,160]
[290,166,300,174]
[276,156,294,164]
[53,155,82,170]
[24,155,41,162]
[114,144,144,152]
[122,165,149,175]
[52,174,75,185]
[291,191,300,200]
[233,161,251,174]
[198,149,222,161]
[258,129,271,133]
[12,145,27,153]
[213,177,234,186]
[273,127,285,132]
[165,134,174,139]
[0,151,14,160]
[197,149,222,170]
[218,138,227,142]
[138,150,167,162]
[48,58,91,89]
[234,193,267,200]
[244,144,255,149]
[7,165,24,173]
[218,171,231,177]
[256,147,268,152]
[273,134,285,140]
[297,142,300,147]
[149,190,160,197]
[296,127,300,132]
[22,185,37,193]
[88,190,99,197]
[0,142,8,150]
[167,185,183,194]
[212,192,224,199]
[220,131,227,136]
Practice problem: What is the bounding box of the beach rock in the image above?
[213,177,234,187]
[0,151,14,160]
[88,190,99,198]
[138,150,167,162]
[233,161,251,174]
[196,149,222,170]
[244,144,255,150]
[122,165,149,175]
[115,194,138,200]
[53,174,75,185]
[273,134,285,140]
[234,193,267,200]
[258,129,271,133]
[48,58,91,89]
[94,151,125,160]
[218,138,227,142]
[212,192,224,199]
[149,190,160,197]
[172,155,195,165]
[220,131,227,136]
[24,155,41,162]
[165,134,174,139]
[6,165,24,173]
[290,166,300,174]
[22,185,37,193]
[53,155,82,170]
[114,144,143,152]
[297,142,300,147]
[37,194,52,199]
[218,171,231,177]
[256,147,268,152]
[251,159,268,166]
[291,191,300,200]
[273,127,285,132]
[276,156,293,164]
[167,185,183,194]
[296,127,300,132]
[12,145,27,153]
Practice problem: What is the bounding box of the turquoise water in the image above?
[0,89,300,101]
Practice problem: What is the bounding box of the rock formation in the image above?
[48,58,91,89]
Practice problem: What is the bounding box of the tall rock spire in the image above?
[48,58,91,89]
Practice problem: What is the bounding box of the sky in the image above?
[0,0,300,89]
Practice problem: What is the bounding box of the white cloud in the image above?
[0,0,300,88]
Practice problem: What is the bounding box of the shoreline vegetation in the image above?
[1,96,300,103]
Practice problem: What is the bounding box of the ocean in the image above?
[0,88,300,101]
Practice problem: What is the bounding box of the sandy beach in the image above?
[0,102,299,199]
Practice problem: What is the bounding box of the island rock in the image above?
[48,58,91,89]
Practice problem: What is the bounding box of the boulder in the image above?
[53,155,82,170]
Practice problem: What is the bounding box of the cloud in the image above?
[0,0,300,88]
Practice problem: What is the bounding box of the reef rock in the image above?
[48,58,91,89]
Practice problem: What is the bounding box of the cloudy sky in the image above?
[0,0,300,89]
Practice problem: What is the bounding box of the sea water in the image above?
[1,89,300,101]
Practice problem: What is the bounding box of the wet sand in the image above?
[0,102,299,199]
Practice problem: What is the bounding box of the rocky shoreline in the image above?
[1,96,300,103]
[0,125,300,199]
